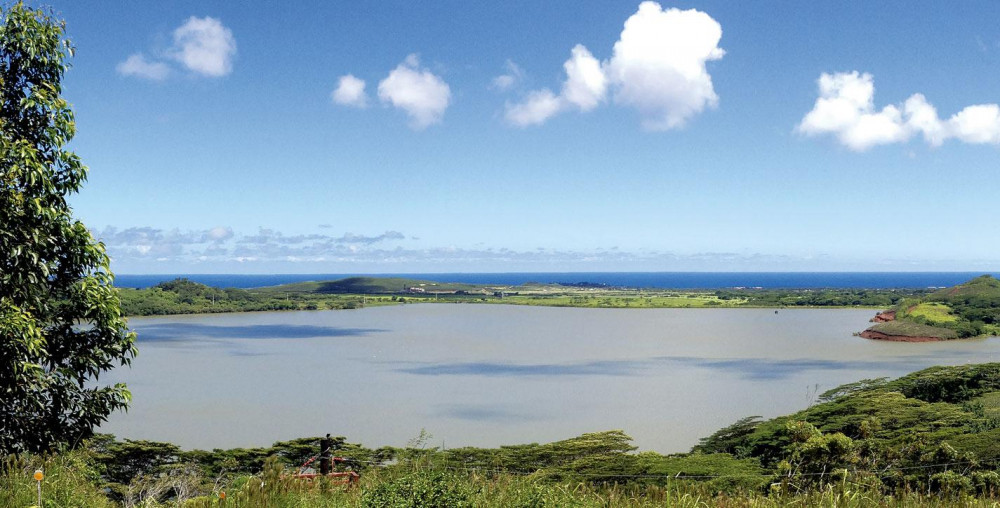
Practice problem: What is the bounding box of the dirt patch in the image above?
[859,330,944,342]
[870,310,896,323]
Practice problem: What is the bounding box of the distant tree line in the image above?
[713,288,928,307]
[118,279,365,316]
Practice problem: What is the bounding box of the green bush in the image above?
[361,470,476,508]
[971,471,1000,496]
[930,470,972,496]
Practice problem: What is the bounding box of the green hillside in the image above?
[258,276,485,294]
[863,275,1000,339]
[931,274,1000,300]
[118,278,373,315]
[695,363,1000,490]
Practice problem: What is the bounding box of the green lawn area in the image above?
[908,302,959,323]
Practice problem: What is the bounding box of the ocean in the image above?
[113,272,1000,290]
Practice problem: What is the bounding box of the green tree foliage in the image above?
[713,288,926,308]
[776,421,855,485]
[692,415,762,456]
[0,3,135,455]
[118,278,370,315]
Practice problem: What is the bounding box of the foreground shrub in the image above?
[361,470,476,508]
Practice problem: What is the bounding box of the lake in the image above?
[102,304,1000,453]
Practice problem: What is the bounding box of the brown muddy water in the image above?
[101,305,1000,452]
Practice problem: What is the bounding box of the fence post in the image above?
[320,433,332,475]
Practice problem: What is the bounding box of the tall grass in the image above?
[0,452,115,508]
[7,453,1000,507]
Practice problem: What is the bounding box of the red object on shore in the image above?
[870,310,896,323]
[288,455,360,484]
[289,470,360,482]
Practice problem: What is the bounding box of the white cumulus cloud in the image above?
[504,1,723,129]
[377,54,451,129]
[118,16,236,80]
[170,16,237,77]
[505,45,607,127]
[561,45,607,111]
[903,94,948,146]
[116,53,171,80]
[949,104,1000,144]
[505,89,562,126]
[798,71,1000,150]
[606,2,724,130]
[332,74,368,107]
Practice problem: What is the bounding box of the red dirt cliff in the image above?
[870,310,896,323]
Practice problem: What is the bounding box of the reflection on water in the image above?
[102,305,1000,453]
[397,356,973,381]
[138,323,386,341]
[398,360,642,377]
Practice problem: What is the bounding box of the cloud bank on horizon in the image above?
[798,71,1000,151]
[94,224,998,273]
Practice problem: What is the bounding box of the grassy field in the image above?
[907,302,959,323]
[8,452,1000,507]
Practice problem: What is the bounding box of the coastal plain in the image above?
[118,276,927,316]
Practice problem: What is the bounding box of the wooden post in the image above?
[320,434,332,475]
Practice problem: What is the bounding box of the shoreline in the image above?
[122,300,885,318]
[858,330,946,342]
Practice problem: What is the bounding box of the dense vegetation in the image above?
[715,288,927,308]
[119,278,375,316]
[13,364,1000,505]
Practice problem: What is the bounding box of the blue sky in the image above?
[44,1,1000,273]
